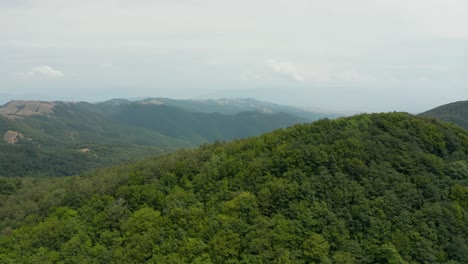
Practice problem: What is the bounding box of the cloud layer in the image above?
[0,0,467,112]
[266,59,304,81]
[26,66,64,78]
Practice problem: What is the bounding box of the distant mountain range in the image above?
[99,97,341,120]
[4,96,465,177]
[419,100,468,129]
[0,98,335,176]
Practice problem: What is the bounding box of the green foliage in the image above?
[0,99,308,176]
[0,142,170,177]
[0,113,467,263]
[106,103,307,144]
[420,100,468,129]
[303,233,331,263]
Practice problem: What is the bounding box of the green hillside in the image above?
[420,100,468,129]
[0,102,186,146]
[103,103,307,144]
[0,101,187,177]
[0,99,308,176]
[0,113,466,263]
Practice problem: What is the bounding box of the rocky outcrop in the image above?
[3,130,24,144]
[78,148,90,153]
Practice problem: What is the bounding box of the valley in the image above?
[0,98,326,177]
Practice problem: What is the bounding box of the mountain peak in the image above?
[100,98,132,105]
[138,98,166,105]
[0,100,56,119]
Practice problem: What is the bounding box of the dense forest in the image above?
[420,100,468,129]
[105,104,307,144]
[0,113,467,263]
[0,143,170,177]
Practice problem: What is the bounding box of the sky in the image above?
[0,0,467,113]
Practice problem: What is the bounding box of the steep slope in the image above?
[420,100,468,129]
[102,103,307,144]
[0,113,466,263]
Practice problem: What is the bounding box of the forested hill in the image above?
[100,103,307,145]
[0,113,467,263]
[420,100,468,129]
[0,99,308,176]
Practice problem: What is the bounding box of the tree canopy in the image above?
[0,113,467,263]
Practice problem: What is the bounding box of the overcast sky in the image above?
[0,0,467,113]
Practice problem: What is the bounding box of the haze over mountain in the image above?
[0,113,466,263]
[0,97,324,176]
[100,97,341,120]
[419,100,468,129]
[1,1,467,113]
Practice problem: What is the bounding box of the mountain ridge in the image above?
[0,97,316,176]
[419,100,468,129]
[98,97,342,120]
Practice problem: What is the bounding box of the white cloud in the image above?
[98,63,113,69]
[333,70,375,83]
[25,66,64,78]
[240,71,262,81]
[265,59,304,81]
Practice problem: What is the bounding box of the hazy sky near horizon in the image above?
[0,0,467,113]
